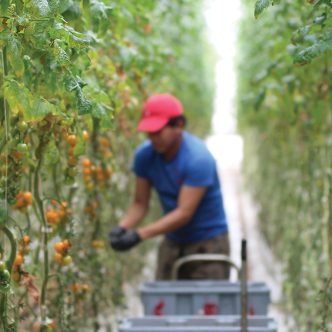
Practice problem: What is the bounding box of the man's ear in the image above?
[177,118,186,129]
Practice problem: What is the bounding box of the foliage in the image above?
[238,0,332,330]
[0,0,213,330]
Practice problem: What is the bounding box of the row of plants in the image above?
[238,0,331,330]
[0,0,214,331]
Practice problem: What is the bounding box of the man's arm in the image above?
[119,176,151,230]
[137,185,207,240]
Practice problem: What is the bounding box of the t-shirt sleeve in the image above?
[132,144,150,179]
[183,155,216,187]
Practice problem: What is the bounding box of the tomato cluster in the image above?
[81,158,113,191]
[12,235,30,282]
[45,200,72,229]
[13,191,33,211]
[53,240,73,266]
[0,115,30,204]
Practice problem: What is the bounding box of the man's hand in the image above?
[109,229,141,251]
[109,226,126,242]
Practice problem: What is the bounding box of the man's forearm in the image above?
[137,207,191,240]
[119,202,148,229]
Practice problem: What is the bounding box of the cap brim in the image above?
[137,117,168,133]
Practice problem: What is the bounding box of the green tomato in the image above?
[16,143,28,153]
[0,269,10,294]
[40,325,53,332]
[62,255,73,266]
[0,261,6,271]
[17,121,28,132]
[67,167,77,178]
[1,269,10,282]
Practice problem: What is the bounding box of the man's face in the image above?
[147,125,182,155]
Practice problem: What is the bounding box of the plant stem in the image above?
[1,225,17,272]
[0,293,9,331]
[33,148,49,327]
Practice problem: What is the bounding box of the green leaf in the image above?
[43,140,60,166]
[0,30,10,48]
[52,23,91,48]
[29,97,57,120]
[32,0,51,16]
[5,78,57,121]
[77,89,92,115]
[254,88,266,110]
[293,38,332,65]
[73,138,85,156]
[91,103,113,128]
[254,0,272,18]
[4,79,30,115]
[83,0,115,34]
[0,0,10,16]
[7,36,25,77]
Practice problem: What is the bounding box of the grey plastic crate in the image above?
[140,281,270,316]
[118,315,277,332]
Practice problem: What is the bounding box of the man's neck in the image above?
[162,134,183,161]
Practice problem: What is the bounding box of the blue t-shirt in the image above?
[133,131,228,244]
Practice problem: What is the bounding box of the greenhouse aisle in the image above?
[206,134,291,332]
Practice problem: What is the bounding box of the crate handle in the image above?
[171,254,240,280]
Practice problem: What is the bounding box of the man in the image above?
[109,93,230,280]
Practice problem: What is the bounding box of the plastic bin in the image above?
[118,315,277,332]
[140,281,270,316]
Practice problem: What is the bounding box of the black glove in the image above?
[110,229,141,251]
[108,226,126,242]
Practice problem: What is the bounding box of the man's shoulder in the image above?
[135,140,154,159]
[182,132,214,162]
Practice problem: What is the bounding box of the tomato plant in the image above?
[238,1,332,330]
[0,0,213,330]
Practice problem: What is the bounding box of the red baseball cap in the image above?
[137,94,183,133]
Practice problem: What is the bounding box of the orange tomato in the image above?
[54,242,65,254]
[46,209,59,224]
[68,146,75,157]
[14,254,24,266]
[95,166,103,174]
[50,199,58,206]
[62,239,72,249]
[83,168,92,175]
[82,159,92,168]
[23,192,33,205]
[22,235,30,246]
[67,157,77,167]
[60,201,68,208]
[71,283,81,293]
[83,130,90,141]
[53,253,63,264]
[98,137,109,147]
[66,135,77,147]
